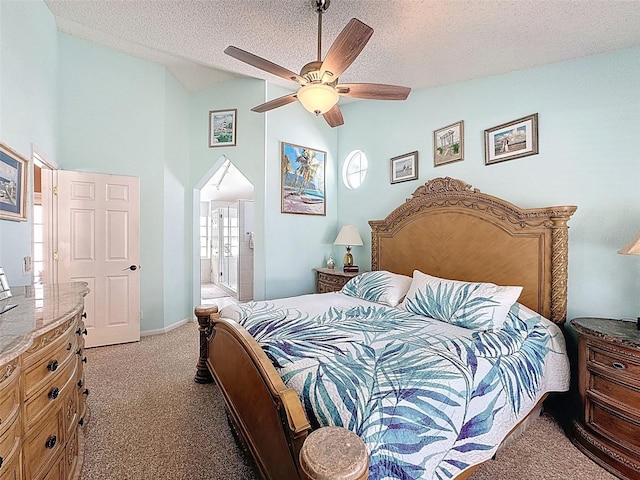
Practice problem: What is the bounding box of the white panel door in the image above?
[56,171,140,348]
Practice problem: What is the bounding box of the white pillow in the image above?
[401,270,523,331]
[341,270,412,307]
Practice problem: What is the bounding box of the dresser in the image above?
[0,283,90,480]
[571,317,640,480]
[314,268,362,293]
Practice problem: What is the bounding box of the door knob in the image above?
[123,265,140,271]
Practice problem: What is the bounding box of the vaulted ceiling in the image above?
[45,0,640,93]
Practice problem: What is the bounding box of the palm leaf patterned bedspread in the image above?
[223,295,569,480]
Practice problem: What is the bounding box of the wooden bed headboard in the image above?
[369,177,576,324]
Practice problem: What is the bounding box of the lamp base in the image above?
[343,246,354,267]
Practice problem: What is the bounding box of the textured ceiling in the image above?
[44,0,640,94]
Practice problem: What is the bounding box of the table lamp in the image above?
[618,230,640,329]
[334,225,363,268]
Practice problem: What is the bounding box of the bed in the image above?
[195,177,577,480]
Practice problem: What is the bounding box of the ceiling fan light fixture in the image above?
[297,83,339,115]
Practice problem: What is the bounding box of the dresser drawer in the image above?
[0,364,21,436]
[0,417,21,474]
[24,358,77,430]
[23,317,78,371]
[35,452,65,480]
[0,444,21,480]
[23,407,65,479]
[24,337,77,399]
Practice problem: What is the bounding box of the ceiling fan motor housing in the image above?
[313,0,330,13]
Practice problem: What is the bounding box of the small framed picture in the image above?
[209,109,237,147]
[433,121,464,167]
[0,142,28,222]
[485,113,538,165]
[390,151,418,184]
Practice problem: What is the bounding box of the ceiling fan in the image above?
[224,0,411,128]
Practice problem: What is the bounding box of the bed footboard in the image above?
[198,307,311,479]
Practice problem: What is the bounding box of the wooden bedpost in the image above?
[194,304,219,384]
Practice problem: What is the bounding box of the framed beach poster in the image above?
[209,109,237,147]
[281,142,326,216]
[485,113,538,165]
[0,142,28,222]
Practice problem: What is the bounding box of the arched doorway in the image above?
[197,156,254,307]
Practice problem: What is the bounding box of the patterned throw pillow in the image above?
[401,270,523,331]
[341,271,412,307]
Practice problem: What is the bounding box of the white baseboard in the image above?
[140,317,197,337]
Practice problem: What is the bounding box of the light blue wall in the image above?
[337,46,640,321]
[264,84,339,298]
[163,71,191,328]
[57,33,188,331]
[0,1,58,286]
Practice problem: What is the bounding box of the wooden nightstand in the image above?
[314,267,362,293]
[570,317,640,480]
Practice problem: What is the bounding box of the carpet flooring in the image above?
[81,321,617,480]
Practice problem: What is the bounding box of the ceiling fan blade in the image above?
[320,18,373,80]
[225,46,306,85]
[323,105,344,128]
[251,93,298,113]
[337,83,411,100]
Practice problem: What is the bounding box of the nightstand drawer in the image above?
[589,343,640,377]
[317,272,348,291]
[589,373,640,412]
[588,399,640,453]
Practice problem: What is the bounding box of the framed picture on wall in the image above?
[484,113,538,165]
[0,142,28,222]
[433,121,464,167]
[281,142,326,216]
[390,151,418,184]
[209,109,237,147]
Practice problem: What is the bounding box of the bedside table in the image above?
[314,268,362,293]
[570,317,640,480]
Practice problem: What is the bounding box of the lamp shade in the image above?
[334,225,363,247]
[297,83,339,115]
[619,231,640,255]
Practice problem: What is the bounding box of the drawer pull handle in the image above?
[83,388,90,397]
[45,435,57,449]
[76,348,82,356]
[612,361,626,370]
[79,417,84,427]
[82,312,87,319]
[77,379,84,388]
[82,357,88,364]
[47,359,59,371]
[0,456,3,468]
[76,328,88,336]
[67,342,72,351]
[48,387,60,400]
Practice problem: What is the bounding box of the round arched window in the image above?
[342,150,368,189]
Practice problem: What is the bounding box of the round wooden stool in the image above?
[299,426,369,480]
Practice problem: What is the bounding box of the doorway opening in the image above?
[199,156,254,309]
[31,148,57,290]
